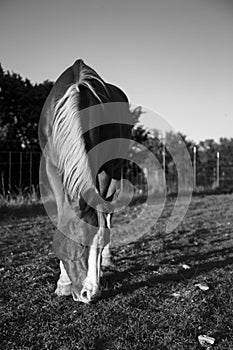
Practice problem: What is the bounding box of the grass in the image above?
[1,194,233,349]
[0,186,40,206]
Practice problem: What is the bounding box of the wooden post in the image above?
[8,151,11,193]
[29,152,32,190]
[19,152,22,191]
[217,151,220,188]
[161,131,166,179]
[193,146,196,191]
[163,137,166,175]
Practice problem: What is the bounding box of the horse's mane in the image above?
[52,60,107,200]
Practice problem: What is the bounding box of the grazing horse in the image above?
[39,59,132,303]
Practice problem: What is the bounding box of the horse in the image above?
[39,59,132,303]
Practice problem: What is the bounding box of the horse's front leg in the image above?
[80,209,110,303]
[45,159,73,297]
[55,260,72,296]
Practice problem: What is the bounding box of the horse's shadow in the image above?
[101,242,233,300]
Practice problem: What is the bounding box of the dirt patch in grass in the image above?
[1,194,233,349]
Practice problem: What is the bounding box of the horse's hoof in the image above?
[101,256,112,267]
[55,282,72,296]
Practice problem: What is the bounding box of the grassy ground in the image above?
[1,194,233,350]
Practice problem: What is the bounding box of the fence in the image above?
[0,151,41,196]
[0,151,233,197]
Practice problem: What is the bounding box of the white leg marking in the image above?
[80,228,104,302]
[102,214,112,267]
[87,247,101,287]
[80,248,102,302]
[106,213,111,229]
[55,261,72,296]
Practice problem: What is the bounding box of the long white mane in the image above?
[52,64,108,199]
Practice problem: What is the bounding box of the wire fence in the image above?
[0,151,41,196]
[0,151,233,198]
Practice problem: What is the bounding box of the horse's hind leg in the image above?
[102,214,112,267]
[102,243,112,267]
[97,173,116,268]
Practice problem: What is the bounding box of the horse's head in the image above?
[54,205,110,303]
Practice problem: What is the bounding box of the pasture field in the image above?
[1,194,233,350]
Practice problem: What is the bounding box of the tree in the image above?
[0,63,53,151]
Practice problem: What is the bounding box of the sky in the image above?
[0,0,232,142]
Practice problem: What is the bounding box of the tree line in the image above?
[0,64,233,194]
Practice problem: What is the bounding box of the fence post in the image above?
[217,151,220,188]
[1,171,5,197]
[8,151,11,193]
[193,146,196,191]
[29,151,32,190]
[162,132,166,177]
[19,151,22,192]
